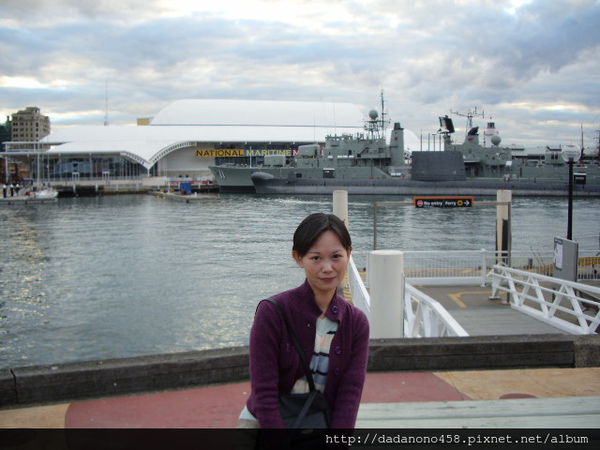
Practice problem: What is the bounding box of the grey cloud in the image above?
[0,0,165,21]
[0,0,598,147]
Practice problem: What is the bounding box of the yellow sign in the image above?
[196,149,245,157]
[245,149,292,156]
[195,149,292,157]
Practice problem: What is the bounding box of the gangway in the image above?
[490,265,600,335]
[347,254,599,338]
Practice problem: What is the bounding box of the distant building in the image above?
[2,99,364,185]
[11,106,50,141]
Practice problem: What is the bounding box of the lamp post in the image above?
[561,144,581,240]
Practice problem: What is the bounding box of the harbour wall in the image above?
[1,334,598,408]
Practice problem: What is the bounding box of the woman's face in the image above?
[293,230,352,299]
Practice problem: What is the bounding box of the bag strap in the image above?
[260,298,317,392]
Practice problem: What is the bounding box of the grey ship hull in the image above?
[210,164,390,193]
[251,173,600,197]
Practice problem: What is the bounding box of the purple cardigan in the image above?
[246,279,370,428]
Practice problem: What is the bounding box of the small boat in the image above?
[33,188,59,199]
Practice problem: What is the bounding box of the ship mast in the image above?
[103,80,109,126]
[380,89,386,133]
[581,123,584,160]
[450,107,485,137]
[595,124,600,165]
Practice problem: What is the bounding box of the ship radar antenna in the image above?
[450,107,485,137]
[380,89,386,133]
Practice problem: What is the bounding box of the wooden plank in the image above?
[357,396,600,428]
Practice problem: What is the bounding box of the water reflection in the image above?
[0,194,598,368]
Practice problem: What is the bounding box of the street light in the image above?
[561,144,581,240]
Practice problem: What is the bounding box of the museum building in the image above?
[3,99,365,184]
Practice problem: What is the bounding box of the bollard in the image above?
[332,190,348,229]
[496,190,512,266]
[333,190,350,297]
[369,250,405,338]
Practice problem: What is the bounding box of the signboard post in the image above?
[554,237,578,281]
[413,196,474,208]
[372,192,511,250]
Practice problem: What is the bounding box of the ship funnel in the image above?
[465,126,479,145]
[390,122,404,166]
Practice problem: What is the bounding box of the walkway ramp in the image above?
[357,395,600,428]
[449,307,568,336]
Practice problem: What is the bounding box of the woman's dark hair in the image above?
[293,213,352,257]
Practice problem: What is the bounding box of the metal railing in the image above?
[397,249,600,286]
[348,257,468,337]
[402,250,489,286]
[348,257,371,320]
[490,265,600,334]
[404,284,469,337]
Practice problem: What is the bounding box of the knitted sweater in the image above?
[246,279,370,428]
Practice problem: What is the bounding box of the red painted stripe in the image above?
[66,372,471,428]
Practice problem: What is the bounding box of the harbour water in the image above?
[1,194,598,369]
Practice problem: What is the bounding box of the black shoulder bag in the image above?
[261,298,331,430]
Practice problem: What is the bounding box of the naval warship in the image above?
[208,105,406,192]
[250,113,600,197]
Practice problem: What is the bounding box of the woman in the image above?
[239,213,370,429]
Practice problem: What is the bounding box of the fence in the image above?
[490,265,600,334]
[404,283,469,337]
[394,249,600,286]
[348,257,370,319]
[348,257,468,337]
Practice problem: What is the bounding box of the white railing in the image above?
[348,257,371,320]
[402,250,489,286]
[348,257,468,337]
[490,265,600,335]
[404,284,469,337]
[397,249,600,286]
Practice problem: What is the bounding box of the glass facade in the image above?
[29,155,145,182]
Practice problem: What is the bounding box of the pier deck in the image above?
[415,284,572,336]
[0,195,57,205]
[1,367,599,428]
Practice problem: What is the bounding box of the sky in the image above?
[1,0,600,149]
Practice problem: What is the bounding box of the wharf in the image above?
[0,195,57,205]
[415,284,570,336]
[342,268,599,336]
[1,367,599,429]
[1,280,599,433]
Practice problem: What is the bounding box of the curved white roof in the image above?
[42,99,366,168]
[151,99,363,127]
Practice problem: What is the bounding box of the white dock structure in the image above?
[347,253,599,338]
[333,190,600,338]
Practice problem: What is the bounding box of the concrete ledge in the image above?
[574,334,600,367]
[0,370,16,406]
[3,347,248,408]
[368,334,577,372]
[1,334,598,408]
